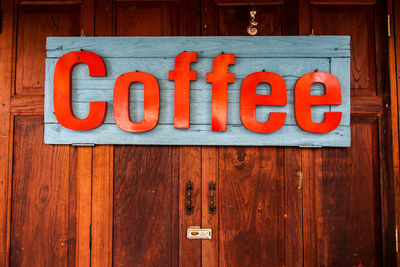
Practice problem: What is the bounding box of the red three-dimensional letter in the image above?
[240,72,287,133]
[53,51,107,130]
[169,52,197,128]
[206,54,235,131]
[113,72,160,132]
[295,72,342,133]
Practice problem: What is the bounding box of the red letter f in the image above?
[206,54,235,131]
[169,52,197,128]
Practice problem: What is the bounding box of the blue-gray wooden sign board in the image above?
[44,36,350,147]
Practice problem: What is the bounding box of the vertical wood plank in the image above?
[113,146,173,267]
[0,0,13,265]
[68,147,78,266]
[218,147,285,267]
[75,147,92,267]
[81,0,95,36]
[92,2,113,266]
[178,146,202,267]
[389,0,400,266]
[284,147,303,267]
[302,149,318,267]
[375,0,397,264]
[11,117,70,266]
[393,0,400,265]
[201,147,218,267]
[171,147,180,267]
[299,0,311,35]
[91,146,113,267]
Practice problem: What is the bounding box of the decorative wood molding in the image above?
[0,0,13,265]
[309,0,376,5]
[17,0,83,5]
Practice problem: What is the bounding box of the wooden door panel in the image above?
[9,1,94,266]
[115,1,178,36]
[218,147,285,266]
[110,2,202,267]
[16,5,81,96]
[317,119,381,266]
[201,2,301,267]
[113,146,175,266]
[311,6,376,96]
[11,116,75,266]
[302,1,391,266]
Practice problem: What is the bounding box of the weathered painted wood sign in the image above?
[45,36,350,146]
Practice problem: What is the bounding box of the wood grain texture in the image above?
[10,116,71,266]
[178,147,202,267]
[75,147,92,267]
[284,147,303,267]
[16,5,81,95]
[391,0,400,265]
[351,96,382,116]
[113,146,174,267]
[214,0,284,5]
[300,1,396,266]
[201,147,218,267]
[91,145,113,267]
[45,123,351,146]
[0,0,13,265]
[10,95,43,115]
[302,149,318,267]
[309,0,376,4]
[46,36,350,58]
[218,147,285,266]
[311,5,376,96]
[115,2,178,36]
[374,0,396,264]
[317,119,381,266]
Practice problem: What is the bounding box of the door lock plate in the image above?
[187,227,212,240]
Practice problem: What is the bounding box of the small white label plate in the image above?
[187,228,212,240]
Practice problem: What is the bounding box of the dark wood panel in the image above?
[311,5,376,96]
[217,5,282,35]
[115,2,178,36]
[351,96,382,117]
[309,0,376,4]
[218,147,285,267]
[10,116,73,266]
[284,147,303,267]
[10,95,43,115]
[317,118,381,266]
[16,5,80,95]
[113,146,175,267]
[178,147,202,267]
[215,0,283,5]
[0,0,14,264]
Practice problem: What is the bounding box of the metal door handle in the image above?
[186,181,194,215]
[209,182,216,214]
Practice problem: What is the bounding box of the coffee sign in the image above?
[45,36,350,147]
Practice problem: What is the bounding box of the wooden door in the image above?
[201,0,394,266]
[201,2,298,267]
[0,0,397,266]
[94,1,203,267]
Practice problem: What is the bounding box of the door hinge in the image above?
[388,14,391,38]
[396,225,398,253]
[90,224,92,250]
